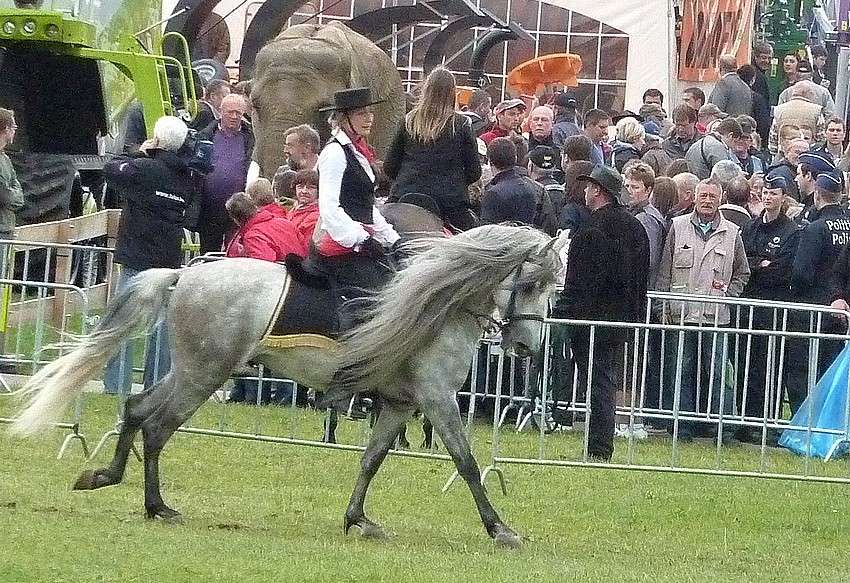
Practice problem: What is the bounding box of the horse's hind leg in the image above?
[418,394,521,548]
[74,374,176,491]
[140,372,223,521]
[344,402,412,538]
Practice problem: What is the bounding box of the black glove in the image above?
[358,237,386,258]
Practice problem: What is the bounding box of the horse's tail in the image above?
[10,268,183,437]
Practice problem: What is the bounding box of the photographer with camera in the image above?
[101,115,193,395]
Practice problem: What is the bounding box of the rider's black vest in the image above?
[335,139,376,224]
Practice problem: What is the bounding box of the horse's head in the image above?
[495,230,570,357]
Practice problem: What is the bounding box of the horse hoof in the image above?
[346,518,388,539]
[146,506,183,524]
[493,526,522,549]
[72,469,114,491]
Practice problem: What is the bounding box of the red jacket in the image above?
[287,203,319,249]
[226,207,306,261]
[261,202,288,219]
[479,125,511,145]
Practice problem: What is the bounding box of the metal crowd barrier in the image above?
[7,241,850,489]
[483,292,850,488]
[0,278,92,459]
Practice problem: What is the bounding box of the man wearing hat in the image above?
[480,98,526,145]
[739,173,801,440]
[527,145,563,228]
[793,150,836,225]
[791,169,850,375]
[777,61,836,118]
[792,170,849,304]
[313,87,400,297]
[655,177,750,442]
[553,164,650,460]
[551,92,580,148]
[732,115,766,176]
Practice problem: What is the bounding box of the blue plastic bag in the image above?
[779,343,850,460]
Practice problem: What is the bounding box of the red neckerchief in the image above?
[348,132,376,164]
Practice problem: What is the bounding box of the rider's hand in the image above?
[358,237,386,258]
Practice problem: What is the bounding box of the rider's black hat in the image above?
[319,88,385,113]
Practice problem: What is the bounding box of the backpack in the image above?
[532,182,558,236]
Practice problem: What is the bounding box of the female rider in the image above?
[314,87,400,296]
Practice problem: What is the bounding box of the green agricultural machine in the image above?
[0,0,197,224]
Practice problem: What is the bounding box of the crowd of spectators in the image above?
[22,39,845,439]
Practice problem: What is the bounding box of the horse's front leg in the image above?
[418,393,521,548]
[344,401,412,538]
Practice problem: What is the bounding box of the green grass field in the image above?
[1,394,849,583]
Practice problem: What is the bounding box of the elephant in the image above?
[250,21,406,177]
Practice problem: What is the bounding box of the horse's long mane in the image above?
[336,225,560,392]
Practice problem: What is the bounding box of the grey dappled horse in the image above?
[11,225,567,547]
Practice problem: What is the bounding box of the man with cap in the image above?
[480,98,526,145]
[528,145,565,215]
[791,170,850,376]
[791,170,849,304]
[777,61,835,119]
[553,164,650,460]
[639,102,672,138]
[732,115,767,176]
[794,149,836,225]
[739,173,801,441]
[655,177,750,442]
[685,117,742,179]
[551,92,580,148]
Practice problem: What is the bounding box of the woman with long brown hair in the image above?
[384,66,481,230]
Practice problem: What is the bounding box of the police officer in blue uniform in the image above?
[739,175,801,441]
[791,150,836,226]
[791,170,849,382]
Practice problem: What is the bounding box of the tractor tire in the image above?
[8,152,75,225]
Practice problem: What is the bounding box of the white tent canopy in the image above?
[542,0,676,110]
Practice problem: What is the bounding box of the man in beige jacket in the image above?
[655,178,750,442]
[769,81,823,154]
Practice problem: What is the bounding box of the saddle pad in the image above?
[259,274,339,351]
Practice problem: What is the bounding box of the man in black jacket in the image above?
[553,165,650,460]
[196,94,254,252]
[103,115,192,394]
[480,137,536,225]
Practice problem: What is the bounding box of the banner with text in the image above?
[678,0,755,81]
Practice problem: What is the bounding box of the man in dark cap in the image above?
[551,92,580,148]
[528,145,565,215]
[794,150,836,225]
[792,170,850,304]
[791,170,850,376]
[553,164,650,460]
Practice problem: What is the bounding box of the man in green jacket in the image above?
[0,108,23,241]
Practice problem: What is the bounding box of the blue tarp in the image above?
[779,344,850,460]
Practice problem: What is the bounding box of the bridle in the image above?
[467,260,547,334]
